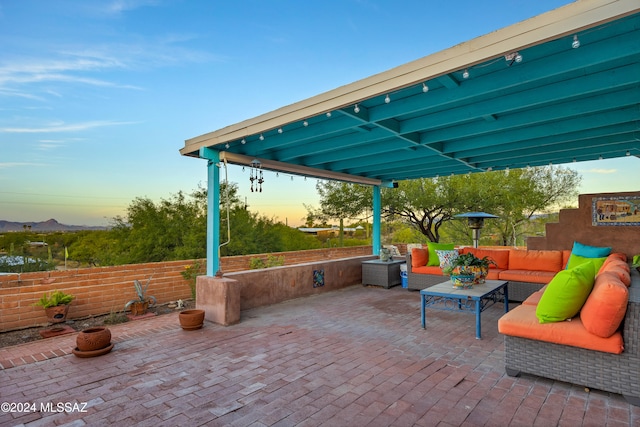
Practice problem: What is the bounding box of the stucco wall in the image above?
[224,255,377,311]
[527,191,640,258]
[0,246,374,332]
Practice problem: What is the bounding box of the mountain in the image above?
[0,219,108,232]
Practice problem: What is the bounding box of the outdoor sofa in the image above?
[498,253,639,406]
[405,246,571,301]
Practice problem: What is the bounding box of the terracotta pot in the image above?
[179,309,205,330]
[45,304,70,324]
[130,301,149,316]
[76,327,111,352]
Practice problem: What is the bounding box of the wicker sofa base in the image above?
[504,268,640,406]
[504,335,640,406]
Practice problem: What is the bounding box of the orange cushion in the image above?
[522,286,547,306]
[599,266,631,287]
[509,250,563,272]
[580,272,629,338]
[461,248,510,270]
[412,265,445,275]
[411,248,429,269]
[498,270,556,284]
[498,304,624,354]
[601,258,630,273]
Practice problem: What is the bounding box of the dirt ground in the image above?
[0,300,195,348]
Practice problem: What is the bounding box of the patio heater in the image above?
[455,212,498,248]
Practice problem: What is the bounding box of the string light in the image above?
[354,104,360,113]
[385,94,390,104]
[241,138,246,144]
[278,128,283,134]
[259,134,264,141]
[462,69,469,79]
[572,34,580,49]
[303,120,308,126]
[326,112,332,117]
[422,83,429,93]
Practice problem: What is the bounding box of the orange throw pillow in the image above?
[580,272,629,338]
[411,248,429,269]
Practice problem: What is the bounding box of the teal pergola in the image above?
[181,0,640,275]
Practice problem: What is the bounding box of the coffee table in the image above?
[420,280,509,339]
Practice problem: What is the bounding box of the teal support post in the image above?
[200,148,220,276]
[372,185,381,255]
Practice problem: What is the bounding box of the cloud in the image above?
[587,168,617,174]
[0,120,138,133]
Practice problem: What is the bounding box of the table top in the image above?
[362,259,406,265]
[420,280,508,299]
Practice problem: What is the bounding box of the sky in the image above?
[1,0,638,227]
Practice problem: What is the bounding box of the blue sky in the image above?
[1,0,637,227]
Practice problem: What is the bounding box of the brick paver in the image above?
[1,285,639,426]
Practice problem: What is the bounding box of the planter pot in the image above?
[45,304,70,324]
[179,309,205,330]
[130,301,149,316]
[76,327,111,352]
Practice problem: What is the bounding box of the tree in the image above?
[310,181,372,246]
[382,174,480,242]
[314,166,581,245]
[388,166,580,245]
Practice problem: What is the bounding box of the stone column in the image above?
[196,276,240,326]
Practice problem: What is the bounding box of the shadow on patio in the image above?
[1,285,638,426]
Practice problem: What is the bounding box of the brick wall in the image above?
[0,246,373,332]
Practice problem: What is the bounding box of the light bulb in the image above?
[422,83,429,93]
[354,104,360,113]
[278,128,283,134]
[225,143,230,149]
[626,150,631,156]
[326,112,332,117]
[462,69,469,79]
[241,138,246,144]
[515,53,523,63]
[303,120,308,127]
[572,35,580,49]
[385,94,390,104]
[259,134,264,141]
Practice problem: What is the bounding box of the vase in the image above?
[76,327,111,352]
[179,309,205,330]
[450,273,475,289]
[45,305,70,323]
[130,301,149,316]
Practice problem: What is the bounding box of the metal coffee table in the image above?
[420,280,509,339]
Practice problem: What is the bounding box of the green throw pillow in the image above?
[566,253,607,273]
[427,242,455,267]
[536,261,596,324]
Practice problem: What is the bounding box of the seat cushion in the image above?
[509,249,563,272]
[411,248,429,269]
[580,272,629,338]
[498,304,623,354]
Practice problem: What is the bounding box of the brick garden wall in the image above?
[0,246,374,332]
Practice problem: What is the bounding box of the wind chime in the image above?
[249,159,264,192]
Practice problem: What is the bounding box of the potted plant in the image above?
[443,252,496,286]
[124,276,156,316]
[33,290,75,323]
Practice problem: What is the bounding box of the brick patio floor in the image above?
[1,285,639,426]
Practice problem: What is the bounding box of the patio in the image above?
[2,284,638,426]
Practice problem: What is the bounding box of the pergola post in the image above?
[372,185,381,255]
[200,147,220,275]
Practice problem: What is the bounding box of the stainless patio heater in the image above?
[455,212,498,248]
